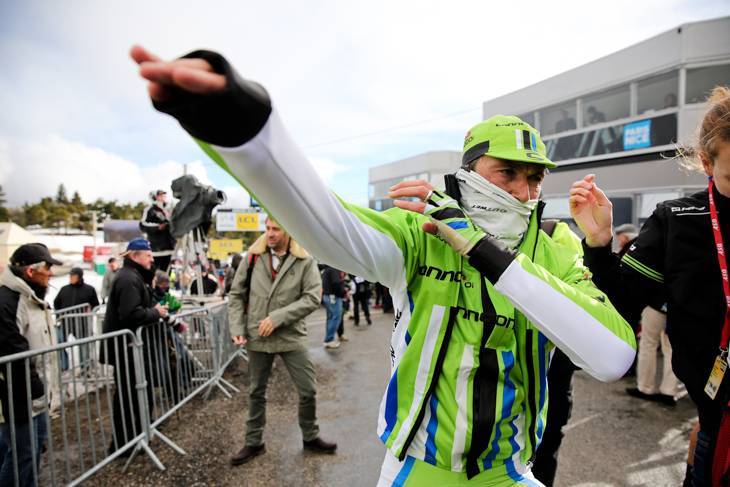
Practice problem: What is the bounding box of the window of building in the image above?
[637,71,679,114]
[686,64,730,104]
[539,102,577,136]
[368,184,375,199]
[611,197,634,227]
[583,85,630,127]
[517,112,535,128]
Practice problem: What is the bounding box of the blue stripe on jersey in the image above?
[405,291,414,345]
[382,367,400,441]
[447,221,469,230]
[530,133,537,151]
[392,456,416,487]
[536,333,549,441]
[507,467,541,487]
[482,350,517,470]
[424,394,439,465]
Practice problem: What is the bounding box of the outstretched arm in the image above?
[131,45,226,102]
[132,47,410,291]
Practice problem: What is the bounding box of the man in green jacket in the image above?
[227,216,336,466]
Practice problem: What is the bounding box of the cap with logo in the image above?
[10,243,64,267]
[156,189,167,196]
[462,115,556,169]
[119,238,153,257]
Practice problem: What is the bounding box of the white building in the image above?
[369,16,730,228]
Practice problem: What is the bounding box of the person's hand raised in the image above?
[569,174,613,247]
[130,45,227,103]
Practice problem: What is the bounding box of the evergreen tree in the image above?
[0,185,10,222]
[55,184,69,204]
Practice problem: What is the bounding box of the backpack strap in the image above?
[243,254,258,313]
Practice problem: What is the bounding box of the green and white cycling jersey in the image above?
[153,50,636,480]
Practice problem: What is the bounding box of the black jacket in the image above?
[584,186,730,433]
[140,203,176,251]
[53,281,99,311]
[190,274,220,296]
[100,258,160,365]
[321,266,345,298]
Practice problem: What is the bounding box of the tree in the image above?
[0,185,10,222]
[23,203,47,227]
[55,184,69,204]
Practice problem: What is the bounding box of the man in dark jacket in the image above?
[101,238,168,456]
[320,264,346,349]
[140,189,176,273]
[54,267,99,312]
[54,267,99,370]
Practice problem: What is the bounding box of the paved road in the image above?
[301,306,696,487]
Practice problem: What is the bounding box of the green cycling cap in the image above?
[462,115,556,168]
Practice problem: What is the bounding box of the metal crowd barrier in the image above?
[0,300,246,486]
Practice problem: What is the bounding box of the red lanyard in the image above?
[708,177,730,353]
[269,252,278,280]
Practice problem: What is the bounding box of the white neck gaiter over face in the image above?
[456,168,538,249]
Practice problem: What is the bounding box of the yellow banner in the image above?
[236,213,260,230]
[210,239,244,260]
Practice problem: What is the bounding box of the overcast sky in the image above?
[1,1,728,210]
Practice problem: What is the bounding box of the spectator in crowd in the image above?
[189,266,220,296]
[140,189,176,273]
[0,243,61,486]
[152,270,187,334]
[614,223,638,256]
[132,46,634,485]
[100,238,169,457]
[569,84,730,487]
[586,106,606,125]
[626,300,678,406]
[351,276,372,326]
[373,282,384,309]
[54,268,99,312]
[664,93,678,108]
[53,267,99,371]
[227,216,335,465]
[224,253,243,294]
[554,109,576,134]
[100,257,120,303]
[321,264,346,349]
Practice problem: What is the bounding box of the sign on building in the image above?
[216,211,267,232]
[209,239,244,260]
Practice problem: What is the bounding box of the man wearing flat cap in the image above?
[101,238,169,456]
[140,189,176,273]
[0,243,62,486]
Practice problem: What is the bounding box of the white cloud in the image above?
[1,134,202,206]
